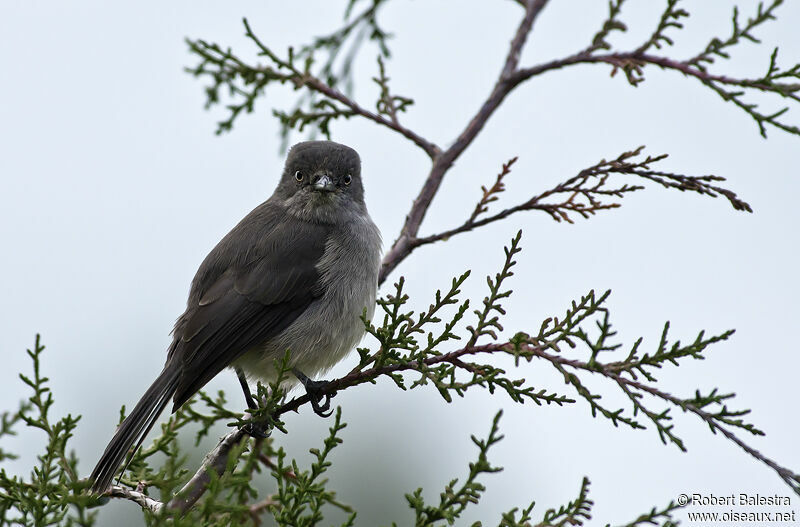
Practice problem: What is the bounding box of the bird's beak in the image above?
[312,174,335,192]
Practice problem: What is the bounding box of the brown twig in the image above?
[155,1,799,516]
[147,334,799,509]
[379,33,796,281]
[300,73,440,158]
[380,0,551,283]
[249,495,279,526]
[512,50,800,100]
[467,157,518,224]
[241,19,440,160]
[408,147,749,254]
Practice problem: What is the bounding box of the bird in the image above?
[89,140,382,494]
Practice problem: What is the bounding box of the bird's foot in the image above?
[242,420,272,439]
[240,408,273,439]
[293,369,336,418]
[235,367,273,437]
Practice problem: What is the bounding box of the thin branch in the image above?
[514,51,800,101]
[165,428,246,513]
[511,342,800,494]
[139,330,799,512]
[108,485,164,513]
[299,72,440,157]
[380,0,551,283]
[186,17,439,158]
[249,19,441,159]
[609,369,800,493]
[378,2,797,281]
[510,48,800,140]
[467,156,517,224]
[410,146,750,256]
[189,3,796,285]
[249,495,279,526]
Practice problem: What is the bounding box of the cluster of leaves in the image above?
[0,339,673,527]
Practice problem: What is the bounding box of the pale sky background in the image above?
[1,1,799,525]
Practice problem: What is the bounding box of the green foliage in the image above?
[538,477,594,527]
[589,0,800,137]
[0,336,96,526]
[689,1,785,68]
[612,499,682,527]
[0,402,31,463]
[270,409,355,527]
[351,231,574,407]
[5,0,800,524]
[186,1,800,146]
[635,0,689,54]
[186,0,394,145]
[400,411,505,526]
[5,233,793,525]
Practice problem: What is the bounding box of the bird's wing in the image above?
[170,217,330,409]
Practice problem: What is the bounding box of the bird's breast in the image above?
[238,216,382,384]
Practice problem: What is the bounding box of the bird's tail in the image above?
[89,364,180,494]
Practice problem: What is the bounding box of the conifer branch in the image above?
[187,1,797,284]
[108,485,164,513]
[186,18,439,158]
[4,1,800,523]
[534,477,594,527]
[402,411,505,525]
[99,233,798,513]
[612,499,682,527]
[410,147,750,254]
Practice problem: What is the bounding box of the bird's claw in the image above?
[242,420,272,439]
[293,369,337,418]
[309,387,335,417]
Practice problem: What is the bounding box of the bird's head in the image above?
[275,141,366,223]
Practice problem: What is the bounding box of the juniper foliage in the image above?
[3,1,800,525]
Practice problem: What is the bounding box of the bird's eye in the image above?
[294,170,303,182]
[343,174,352,186]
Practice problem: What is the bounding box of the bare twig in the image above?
[467,157,518,224]
[165,428,246,512]
[513,51,800,102]
[108,484,164,513]
[249,495,279,525]
[380,0,551,283]
[299,73,440,157]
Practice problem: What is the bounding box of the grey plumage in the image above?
[90,141,381,493]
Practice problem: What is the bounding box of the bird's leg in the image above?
[236,367,258,410]
[235,367,270,439]
[292,368,336,418]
